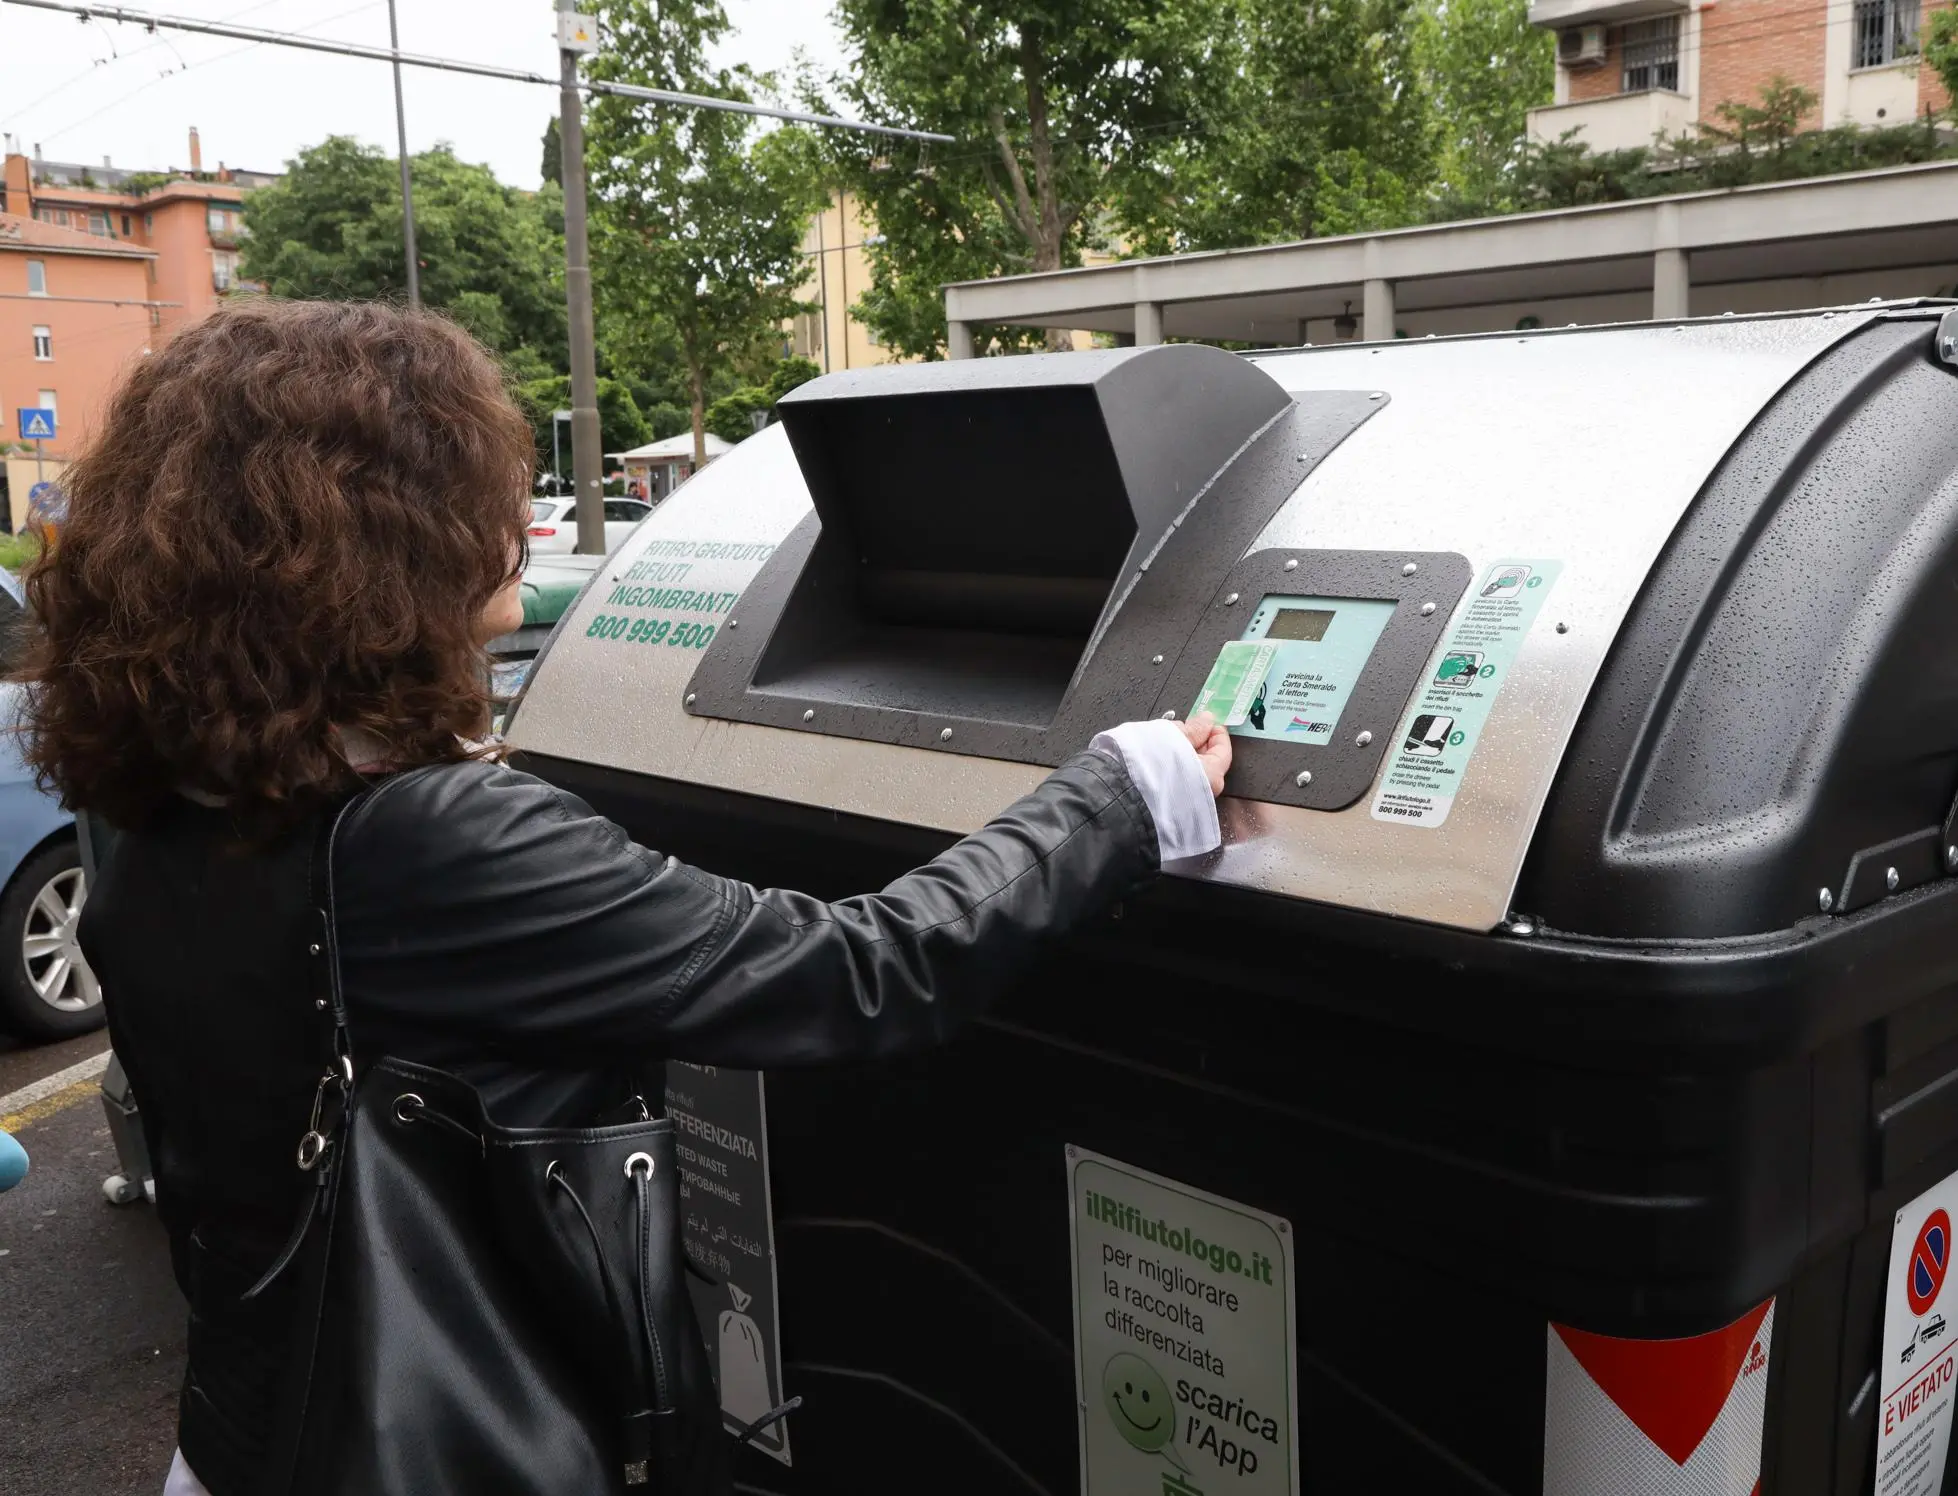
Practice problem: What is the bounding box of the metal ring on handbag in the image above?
[393,1092,425,1125]
[296,1130,328,1170]
[623,1151,655,1180]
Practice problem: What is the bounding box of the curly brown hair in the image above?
[18,298,534,829]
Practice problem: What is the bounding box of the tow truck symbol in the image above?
[1902,1315,1947,1363]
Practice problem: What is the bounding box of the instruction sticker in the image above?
[1370,559,1562,829]
[1876,1170,1958,1496]
[666,1064,792,1464]
[1069,1147,1298,1496]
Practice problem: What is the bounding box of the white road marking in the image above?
[0,1047,110,1119]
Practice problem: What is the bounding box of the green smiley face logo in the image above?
[1102,1352,1174,1453]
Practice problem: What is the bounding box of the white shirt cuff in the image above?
[1090,719,1222,863]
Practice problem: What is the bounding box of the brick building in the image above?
[0,130,278,525]
[0,213,157,531]
[1528,0,1952,150]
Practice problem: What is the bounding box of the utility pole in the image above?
[556,2,604,555]
[387,0,420,307]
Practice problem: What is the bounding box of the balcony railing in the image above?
[1854,0,1919,68]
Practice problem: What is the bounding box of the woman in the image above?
[19,300,1229,1496]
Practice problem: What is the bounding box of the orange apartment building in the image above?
[0,129,276,526]
[1528,0,1952,150]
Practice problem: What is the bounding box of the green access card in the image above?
[1191,640,1279,727]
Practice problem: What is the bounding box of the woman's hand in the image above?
[1177,712,1232,797]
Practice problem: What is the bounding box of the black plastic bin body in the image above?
[508,306,1958,1496]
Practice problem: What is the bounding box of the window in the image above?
[604,499,651,522]
[1855,0,1919,66]
[88,211,108,236]
[1622,15,1680,92]
[212,250,237,291]
[207,204,230,235]
[32,326,51,361]
[25,260,46,296]
[37,391,57,425]
[121,213,132,237]
[144,212,154,234]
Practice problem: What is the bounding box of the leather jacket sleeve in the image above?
[332,752,1160,1069]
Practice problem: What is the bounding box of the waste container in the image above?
[506,302,1958,1496]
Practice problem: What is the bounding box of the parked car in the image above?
[527,496,651,556]
[0,568,99,1041]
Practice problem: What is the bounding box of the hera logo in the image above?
[1743,1341,1767,1378]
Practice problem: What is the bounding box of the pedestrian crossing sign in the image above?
[16,408,55,441]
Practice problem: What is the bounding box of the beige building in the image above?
[787,190,900,372]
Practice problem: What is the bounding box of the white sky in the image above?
[0,0,850,190]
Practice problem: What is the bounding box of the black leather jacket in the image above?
[80,752,1159,1496]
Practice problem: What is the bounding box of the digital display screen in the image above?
[1265,607,1335,643]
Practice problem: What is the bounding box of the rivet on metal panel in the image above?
[685,693,697,707]
[1295,770,1312,787]
[939,728,954,742]
[1355,730,1373,747]
[1819,888,1835,912]
[1162,711,1178,720]
[1555,622,1570,634]
[1368,392,1385,400]
[1420,602,1437,617]
[1401,562,1418,576]
[1151,655,1165,666]
[1504,918,1536,937]
[1224,592,1240,605]
[1295,454,1308,462]
[1946,844,1957,870]
[728,619,738,629]
[1887,866,1901,892]
[802,709,815,723]
[1283,559,1298,571]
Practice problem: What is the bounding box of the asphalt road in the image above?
[0,1045,184,1496]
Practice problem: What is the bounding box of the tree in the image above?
[541,115,563,187]
[822,0,1218,356]
[1415,0,1554,215]
[516,375,651,476]
[1931,10,1958,112]
[241,136,566,373]
[1117,0,1436,251]
[703,356,821,444]
[583,0,826,466]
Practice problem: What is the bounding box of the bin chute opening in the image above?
[746,345,1296,731]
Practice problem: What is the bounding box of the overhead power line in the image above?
[0,0,955,144]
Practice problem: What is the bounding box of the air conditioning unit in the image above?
[1558,24,1608,66]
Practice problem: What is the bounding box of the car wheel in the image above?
[0,837,103,1041]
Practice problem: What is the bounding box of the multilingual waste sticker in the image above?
[1876,1169,1958,1496]
[1069,1147,1298,1496]
[1370,558,1563,829]
[665,1063,792,1464]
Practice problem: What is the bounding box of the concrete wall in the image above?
[1284,261,1957,344]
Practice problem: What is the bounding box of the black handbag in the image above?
[244,792,792,1495]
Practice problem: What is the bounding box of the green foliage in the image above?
[540,115,563,187]
[820,0,1218,356]
[1932,9,1958,109]
[240,136,567,372]
[704,387,773,443]
[1120,0,1437,250]
[704,357,825,444]
[583,0,827,464]
[514,375,651,474]
[1414,0,1554,214]
[0,530,40,574]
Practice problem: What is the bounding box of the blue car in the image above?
[0,567,98,1041]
